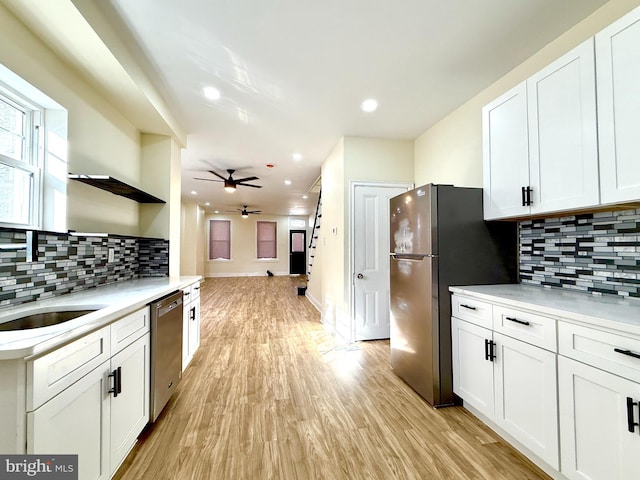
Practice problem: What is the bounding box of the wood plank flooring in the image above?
[114,276,550,480]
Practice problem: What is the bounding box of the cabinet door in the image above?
[559,356,640,480]
[451,317,494,419]
[527,38,599,215]
[188,299,200,358]
[27,362,111,480]
[597,6,640,204]
[110,334,150,474]
[494,333,559,469]
[482,82,530,220]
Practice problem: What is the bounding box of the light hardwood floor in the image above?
[114,276,550,480]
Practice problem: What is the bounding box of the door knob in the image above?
[357,273,364,279]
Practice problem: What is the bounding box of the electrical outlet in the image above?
[108,248,115,263]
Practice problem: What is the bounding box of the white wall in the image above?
[320,136,414,333]
[180,202,205,276]
[414,0,640,187]
[203,214,292,277]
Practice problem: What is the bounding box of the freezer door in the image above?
[389,185,435,255]
[389,253,439,405]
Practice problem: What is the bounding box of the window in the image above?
[0,90,41,227]
[209,220,231,260]
[257,221,277,259]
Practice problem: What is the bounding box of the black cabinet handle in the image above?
[526,186,533,206]
[627,397,639,434]
[521,186,527,207]
[614,348,640,360]
[184,291,190,297]
[460,304,477,311]
[190,306,196,321]
[109,366,122,397]
[484,339,496,362]
[506,316,530,326]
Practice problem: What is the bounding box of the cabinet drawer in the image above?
[559,322,640,383]
[27,326,110,411]
[493,306,557,352]
[451,295,493,329]
[190,282,201,301]
[110,307,150,355]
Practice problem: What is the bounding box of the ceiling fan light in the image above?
[224,180,236,192]
[241,213,249,219]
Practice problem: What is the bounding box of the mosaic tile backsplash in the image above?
[520,208,640,298]
[0,228,169,307]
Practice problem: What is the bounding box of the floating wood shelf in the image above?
[68,174,166,204]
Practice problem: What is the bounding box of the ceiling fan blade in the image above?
[208,170,228,181]
[238,183,262,188]
[233,176,259,183]
[194,177,223,182]
[247,210,262,214]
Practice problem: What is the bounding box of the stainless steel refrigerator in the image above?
[389,184,516,407]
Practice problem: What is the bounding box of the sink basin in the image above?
[0,309,100,331]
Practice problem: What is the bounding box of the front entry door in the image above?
[353,183,412,341]
[289,230,306,275]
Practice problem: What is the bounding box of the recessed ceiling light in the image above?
[205,202,210,206]
[292,153,302,161]
[302,194,308,199]
[361,98,378,113]
[203,86,221,101]
[190,190,197,195]
[214,210,219,214]
[284,180,292,185]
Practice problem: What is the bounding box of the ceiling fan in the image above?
[194,169,262,192]
[227,205,262,218]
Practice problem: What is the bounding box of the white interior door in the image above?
[352,183,411,341]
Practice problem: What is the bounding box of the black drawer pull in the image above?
[627,397,639,434]
[460,304,477,311]
[615,348,640,360]
[505,316,530,326]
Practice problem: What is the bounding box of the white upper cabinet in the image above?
[483,39,599,219]
[483,82,530,220]
[528,39,599,215]
[596,6,640,204]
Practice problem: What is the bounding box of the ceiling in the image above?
[3,0,610,216]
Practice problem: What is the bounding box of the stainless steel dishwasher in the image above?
[150,290,183,422]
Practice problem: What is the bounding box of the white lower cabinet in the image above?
[110,334,150,473]
[27,361,111,480]
[26,308,151,480]
[182,281,201,371]
[451,317,494,419]
[451,310,559,469]
[559,356,640,480]
[453,288,640,480]
[493,332,558,468]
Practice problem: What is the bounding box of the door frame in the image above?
[288,229,307,275]
[349,180,413,342]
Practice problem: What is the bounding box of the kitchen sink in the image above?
[0,308,102,331]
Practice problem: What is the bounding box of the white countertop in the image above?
[0,276,202,360]
[450,284,640,336]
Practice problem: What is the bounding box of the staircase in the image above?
[307,190,322,275]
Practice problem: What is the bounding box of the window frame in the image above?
[256,220,278,260]
[208,219,232,261]
[0,85,43,229]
